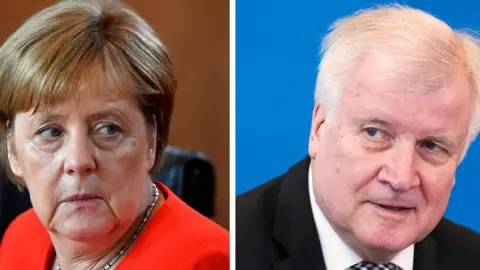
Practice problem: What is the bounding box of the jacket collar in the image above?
[272,156,327,270]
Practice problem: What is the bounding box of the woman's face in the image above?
[8,90,157,242]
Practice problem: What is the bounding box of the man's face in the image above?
[309,58,473,257]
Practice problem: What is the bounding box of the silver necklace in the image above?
[56,183,160,270]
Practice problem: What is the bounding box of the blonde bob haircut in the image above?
[0,0,176,186]
[315,4,480,155]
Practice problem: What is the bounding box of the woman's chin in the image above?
[55,217,115,242]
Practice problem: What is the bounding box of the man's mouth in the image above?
[376,204,412,211]
[370,201,416,214]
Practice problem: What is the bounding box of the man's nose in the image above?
[378,143,420,192]
[63,131,96,177]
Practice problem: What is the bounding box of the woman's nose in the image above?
[63,132,97,177]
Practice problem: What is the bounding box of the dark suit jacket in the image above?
[236,156,480,270]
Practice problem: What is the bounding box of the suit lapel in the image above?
[413,234,444,270]
[271,156,327,270]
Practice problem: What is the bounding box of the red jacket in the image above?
[0,182,229,269]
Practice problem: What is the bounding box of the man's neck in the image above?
[307,165,414,269]
[332,225,398,262]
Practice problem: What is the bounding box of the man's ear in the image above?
[308,104,326,159]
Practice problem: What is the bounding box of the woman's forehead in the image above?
[34,92,134,113]
[15,62,138,116]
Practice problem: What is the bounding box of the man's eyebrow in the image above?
[353,116,394,129]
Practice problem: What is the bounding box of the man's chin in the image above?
[353,228,419,258]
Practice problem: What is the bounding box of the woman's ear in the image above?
[7,135,23,178]
[146,118,157,171]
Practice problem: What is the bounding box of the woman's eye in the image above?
[97,124,121,136]
[38,127,62,138]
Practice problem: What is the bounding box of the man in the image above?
[237,5,480,270]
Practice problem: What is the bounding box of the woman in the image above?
[0,0,229,269]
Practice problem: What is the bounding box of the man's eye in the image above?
[421,140,444,152]
[363,127,386,140]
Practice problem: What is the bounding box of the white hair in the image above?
[314,4,480,157]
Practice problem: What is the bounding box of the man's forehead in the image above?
[348,53,471,91]
[342,60,473,111]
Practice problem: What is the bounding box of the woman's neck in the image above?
[50,181,165,270]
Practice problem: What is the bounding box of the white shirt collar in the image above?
[308,165,414,270]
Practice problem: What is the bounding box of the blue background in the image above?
[236,1,480,232]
